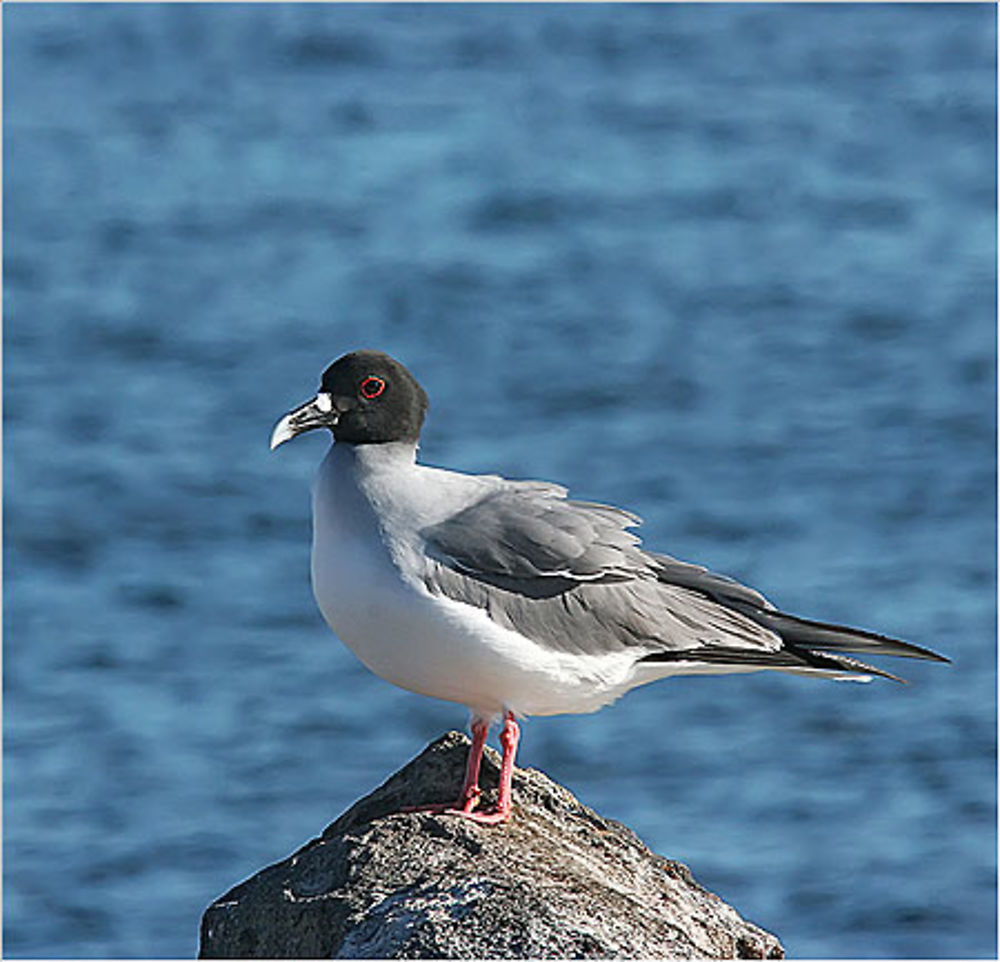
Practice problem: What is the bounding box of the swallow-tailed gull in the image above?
[270,349,948,823]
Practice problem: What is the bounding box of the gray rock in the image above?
[200,731,784,959]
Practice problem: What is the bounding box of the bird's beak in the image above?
[270,392,340,450]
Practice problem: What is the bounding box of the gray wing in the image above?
[422,486,647,589]
[420,485,948,677]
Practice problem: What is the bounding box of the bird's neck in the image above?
[343,440,420,473]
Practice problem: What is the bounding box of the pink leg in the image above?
[455,710,520,825]
[455,717,489,812]
[401,716,490,815]
[493,710,521,819]
[400,712,521,824]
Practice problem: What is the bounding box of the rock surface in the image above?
[200,731,784,959]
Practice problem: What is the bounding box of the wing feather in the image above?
[419,482,948,676]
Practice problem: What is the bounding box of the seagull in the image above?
[270,349,948,824]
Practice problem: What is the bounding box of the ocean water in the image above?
[4,4,996,958]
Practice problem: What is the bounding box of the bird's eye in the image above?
[359,376,386,399]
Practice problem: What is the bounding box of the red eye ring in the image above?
[359,375,386,400]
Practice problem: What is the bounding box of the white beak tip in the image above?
[270,417,296,451]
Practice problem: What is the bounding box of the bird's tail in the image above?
[645,552,950,682]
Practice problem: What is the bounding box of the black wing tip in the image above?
[922,647,952,665]
[862,635,951,664]
[838,631,951,665]
[748,608,952,664]
[840,626,951,665]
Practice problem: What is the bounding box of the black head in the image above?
[270,350,429,449]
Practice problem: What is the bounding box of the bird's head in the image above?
[270,350,429,449]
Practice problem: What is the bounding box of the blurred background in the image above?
[4,4,996,958]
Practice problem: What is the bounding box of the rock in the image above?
[200,731,784,959]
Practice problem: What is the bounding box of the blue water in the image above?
[5,4,996,958]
